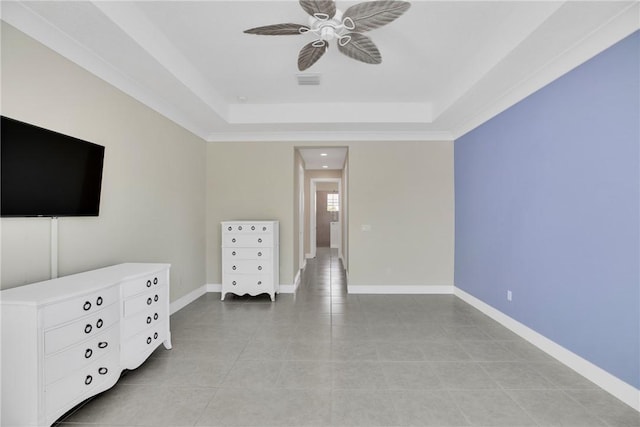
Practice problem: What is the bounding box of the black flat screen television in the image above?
[1,116,105,217]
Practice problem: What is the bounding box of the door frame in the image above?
[298,162,305,270]
[309,177,342,258]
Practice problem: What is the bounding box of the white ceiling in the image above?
[298,147,348,170]
[2,1,638,142]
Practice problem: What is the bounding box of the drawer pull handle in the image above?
[147,297,152,305]
[147,337,152,344]
[257,281,262,286]
[262,226,267,231]
[153,277,158,285]
[85,348,93,359]
[251,225,255,230]
[238,226,243,230]
[98,367,108,375]
[258,266,262,271]
[232,281,237,286]
[147,280,152,288]
[232,238,236,243]
[154,332,158,339]
[85,375,93,385]
[258,252,262,257]
[147,316,152,324]
[228,226,232,231]
[84,324,92,334]
[258,238,262,243]
[232,251,236,256]
[96,319,104,328]
[98,341,108,349]
[154,313,159,320]
[83,301,91,311]
[154,294,159,302]
[232,266,237,270]
[96,296,103,306]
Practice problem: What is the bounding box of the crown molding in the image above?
[205,130,454,143]
[451,2,640,140]
[0,1,212,140]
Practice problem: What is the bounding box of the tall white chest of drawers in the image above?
[221,221,279,301]
[0,263,171,427]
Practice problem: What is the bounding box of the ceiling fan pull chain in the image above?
[342,17,355,31]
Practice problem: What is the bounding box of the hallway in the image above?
[56,249,639,426]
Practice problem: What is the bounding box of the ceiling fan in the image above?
[244,0,411,71]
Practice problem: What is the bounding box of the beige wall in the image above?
[0,24,207,301]
[316,182,339,191]
[348,140,454,286]
[206,142,295,285]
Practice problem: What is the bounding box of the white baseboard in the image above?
[279,270,300,294]
[348,285,454,294]
[454,287,640,412]
[206,283,221,292]
[278,284,296,293]
[169,284,207,315]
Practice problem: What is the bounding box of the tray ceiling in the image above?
[1,1,637,142]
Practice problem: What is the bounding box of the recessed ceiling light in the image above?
[320,153,328,156]
[322,165,328,169]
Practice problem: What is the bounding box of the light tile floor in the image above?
[58,248,639,426]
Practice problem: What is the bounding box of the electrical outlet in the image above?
[507,290,512,302]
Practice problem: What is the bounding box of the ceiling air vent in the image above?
[297,73,321,86]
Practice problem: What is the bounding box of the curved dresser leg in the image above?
[270,293,276,302]
[163,339,173,350]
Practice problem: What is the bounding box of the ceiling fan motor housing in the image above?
[308,9,348,42]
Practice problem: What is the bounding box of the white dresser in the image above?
[221,221,279,301]
[0,263,171,427]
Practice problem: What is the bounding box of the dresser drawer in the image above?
[43,285,119,329]
[45,303,119,355]
[224,275,273,291]
[123,285,167,318]
[223,233,273,247]
[223,259,272,275]
[223,247,271,260]
[223,223,273,234]
[122,307,166,339]
[45,325,118,385]
[122,272,167,298]
[123,321,166,361]
[45,350,119,422]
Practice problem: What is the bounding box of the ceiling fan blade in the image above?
[337,33,381,64]
[342,1,410,32]
[299,0,336,20]
[244,23,309,35]
[298,40,328,71]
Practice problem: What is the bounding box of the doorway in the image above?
[309,177,342,259]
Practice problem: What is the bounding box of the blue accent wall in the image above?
[455,31,639,388]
